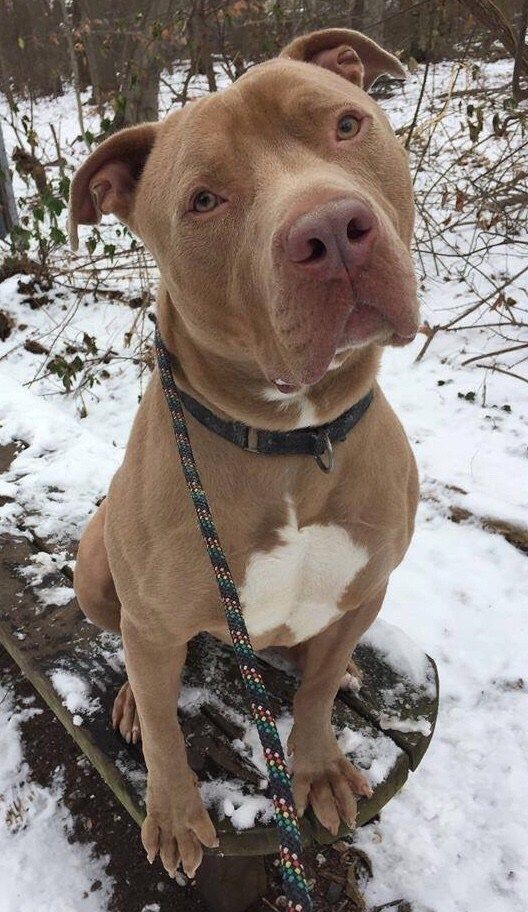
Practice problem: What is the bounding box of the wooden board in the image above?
[0,446,438,859]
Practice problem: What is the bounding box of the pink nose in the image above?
[284,198,376,278]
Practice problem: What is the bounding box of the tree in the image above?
[457,0,528,78]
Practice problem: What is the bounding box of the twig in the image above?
[405,61,429,150]
[461,342,528,366]
[443,264,528,332]
[475,364,528,384]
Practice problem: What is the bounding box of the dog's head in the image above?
[70,29,418,393]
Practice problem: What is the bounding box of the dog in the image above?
[70,28,419,880]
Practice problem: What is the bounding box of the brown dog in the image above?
[70,28,419,880]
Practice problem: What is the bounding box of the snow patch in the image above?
[50,669,100,717]
[362,617,434,692]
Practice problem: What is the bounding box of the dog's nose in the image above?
[284,198,376,278]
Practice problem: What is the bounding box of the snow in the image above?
[354,501,528,912]
[200,781,275,831]
[363,617,435,691]
[50,669,101,717]
[379,715,432,736]
[0,682,113,912]
[1,53,527,911]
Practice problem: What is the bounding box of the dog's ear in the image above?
[68,122,159,251]
[280,28,405,91]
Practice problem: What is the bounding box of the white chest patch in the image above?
[240,501,369,645]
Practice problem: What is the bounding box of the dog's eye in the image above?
[337,114,361,140]
[192,190,220,213]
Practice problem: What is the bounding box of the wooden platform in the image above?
[0,443,439,910]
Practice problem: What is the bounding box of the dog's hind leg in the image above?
[289,643,363,692]
[74,499,140,742]
[74,498,120,632]
[111,680,141,744]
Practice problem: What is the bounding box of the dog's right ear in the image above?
[68,122,159,251]
[280,29,405,91]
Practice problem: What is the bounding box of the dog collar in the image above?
[157,332,374,473]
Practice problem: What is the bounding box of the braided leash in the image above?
[155,329,312,912]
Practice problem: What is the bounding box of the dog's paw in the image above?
[111,680,141,745]
[292,742,372,836]
[142,777,219,878]
[339,657,364,692]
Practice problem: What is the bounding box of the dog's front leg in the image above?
[121,615,218,877]
[288,590,386,835]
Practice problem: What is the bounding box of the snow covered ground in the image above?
[1,54,527,912]
[0,682,114,912]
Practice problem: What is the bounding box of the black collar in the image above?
[159,336,373,473]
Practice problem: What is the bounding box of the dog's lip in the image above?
[267,301,418,392]
[273,378,302,394]
[389,331,417,346]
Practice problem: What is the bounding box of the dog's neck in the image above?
[157,288,380,431]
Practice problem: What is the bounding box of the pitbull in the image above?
[70,28,419,880]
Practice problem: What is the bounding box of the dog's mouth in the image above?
[269,297,417,392]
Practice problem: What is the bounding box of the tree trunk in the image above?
[0,124,18,240]
[186,0,217,93]
[458,0,528,73]
[58,0,91,148]
[114,0,176,127]
[79,0,117,108]
[366,0,385,46]
[512,0,528,99]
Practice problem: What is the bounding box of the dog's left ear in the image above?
[280,28,406,91]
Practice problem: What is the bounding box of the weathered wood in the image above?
[340,642,439,770]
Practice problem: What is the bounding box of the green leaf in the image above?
[50,226,67,245]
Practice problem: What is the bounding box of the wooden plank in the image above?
[339,642,439,770]
[0,536,144,828]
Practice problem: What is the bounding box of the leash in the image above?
[155,328,312,911]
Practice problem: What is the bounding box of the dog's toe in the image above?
[111,680,141,744]
[339,657,363,692]
[294,748,372,836]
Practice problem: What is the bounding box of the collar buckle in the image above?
[246,427,260,453]
[314,431,335,473]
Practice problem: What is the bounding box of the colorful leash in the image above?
[155,328,312,912]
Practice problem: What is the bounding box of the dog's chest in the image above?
[239,502,368,645]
